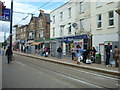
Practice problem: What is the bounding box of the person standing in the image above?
[83,49,87,63]
[71,46,75,60]
[105,43,111,67]
[76,45,83,64]
[44,47,48,57]
[57,46,62,59]
[5,46,13,64]
[113,46,119,67]
[91,47,97,63]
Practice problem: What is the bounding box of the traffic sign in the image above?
[0,8,10,21]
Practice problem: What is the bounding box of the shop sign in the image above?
[74,41,83,43]
[68,38,74,41]
[104,41,112,45]
[75,35,88,39]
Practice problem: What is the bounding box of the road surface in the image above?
[2,54,119,89]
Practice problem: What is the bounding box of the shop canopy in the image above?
[30,42,43,45]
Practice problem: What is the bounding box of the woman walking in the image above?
[76,45,83,64]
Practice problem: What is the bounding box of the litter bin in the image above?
[95,53,101,64]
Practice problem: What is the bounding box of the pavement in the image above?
[14,51,120,76]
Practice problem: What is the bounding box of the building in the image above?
[50,0,119,59]
[27,15,37,44]
[14,11,50,54]
[35,11,50,48]
[50,1,91,57]
[91,1,119,61]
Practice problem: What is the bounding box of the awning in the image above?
[30,42,43,45]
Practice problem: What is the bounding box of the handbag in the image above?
[109,61,115,64]
[74,57,78,61]
[86,59,91,64]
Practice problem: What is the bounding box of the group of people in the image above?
[1,42,119,67]
[105,43,119,67]
[56,45,97,64]
[71,45,97,64]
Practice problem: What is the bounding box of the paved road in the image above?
[2,55,119,88]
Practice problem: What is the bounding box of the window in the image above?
[96,1,102,7]
[53,16,55,23]
[29,32,32,39]
[41,31,43,37]
[24,27,26,32]
[80,19,84,30]
[68,8,71,18]
[97,14,102,28]
[108,11,114,26]
[32,32,34,39]
[80,1,84,13]
[68,23,71,34]
[39,20,43,28]
[60,26,64,36]
[53,28,55,36]
[60,12,63,21]
[39,33,40,38]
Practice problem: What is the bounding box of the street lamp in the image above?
[10,0,13,49]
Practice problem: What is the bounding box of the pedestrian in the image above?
[71,46,75,60]
[76,45,83,64]
[113,46,119,67]
[44,47,48,57]
[83,49,87,63]
[91,47,97,63]
[5,46,13,64]
[23,46,25,53]
[105,43,111,67]
[57,46,62,59]
[26,46,29,54]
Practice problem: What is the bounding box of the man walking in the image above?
[57,46,62,59]
[5,46,13,64]
[105,43,111,67]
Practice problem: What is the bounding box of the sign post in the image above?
[10,0,13,50]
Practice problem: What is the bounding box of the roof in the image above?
[39,12,50,23]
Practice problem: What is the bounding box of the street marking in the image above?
[15,61,103,88]
[54,71,103,88]
[16,61,26,66]
[66,67,119,81]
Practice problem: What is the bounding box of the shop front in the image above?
[56,34,89,57]
[20,40,26,52]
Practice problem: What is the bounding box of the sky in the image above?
[0,0,68,42]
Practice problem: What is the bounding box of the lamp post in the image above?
[10,0,13,49]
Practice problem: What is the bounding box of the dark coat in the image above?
[5,48,13,56]
[57,47,62,53]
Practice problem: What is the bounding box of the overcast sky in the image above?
[0,0,67,42]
